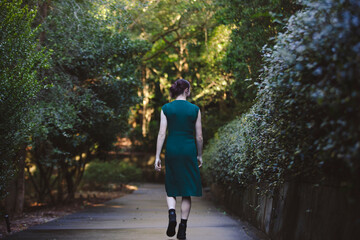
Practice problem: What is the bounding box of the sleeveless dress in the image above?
[161,100,202,197]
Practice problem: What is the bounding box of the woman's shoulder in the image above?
[162,101,199,110]
[161,102,170,110]
[189,102,200,110]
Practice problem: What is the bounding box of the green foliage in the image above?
[0,0,48,199]
[126,0,242,146]
[26,0,149,202]
[135,0,298,150]
[217,0,299,101]
[203,0,360,193]
[81,160,142,190]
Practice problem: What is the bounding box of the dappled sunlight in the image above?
[87,202,125,208]
[125,184,138,191]
[147,155,156,165]
[88,203,105,207]
[29,202,47,207]
[109,205,124,208]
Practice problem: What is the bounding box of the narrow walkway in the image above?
[7,184,268,240]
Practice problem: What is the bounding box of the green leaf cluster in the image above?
[0,0,48,200]
[217,0,299,101]
[203,0,360,193]
[81,160,142,190]
[139,0,298,147]
[25,0,149,202]
[123,0,242,145]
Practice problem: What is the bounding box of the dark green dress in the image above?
[161,100,202,197]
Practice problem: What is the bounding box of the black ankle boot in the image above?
[176,219,187,239]
[166,209,177,237]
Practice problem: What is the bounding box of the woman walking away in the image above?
[155,78,203,239]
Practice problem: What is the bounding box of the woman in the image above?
[155,78,203,239]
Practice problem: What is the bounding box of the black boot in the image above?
[166,209,177,237]
[177,219,187,239]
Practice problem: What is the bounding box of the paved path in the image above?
[6,184,268,240]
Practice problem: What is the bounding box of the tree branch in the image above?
[150,26,180,43]
[143,32,191,62]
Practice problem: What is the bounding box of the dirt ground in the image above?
[0,184,138,239]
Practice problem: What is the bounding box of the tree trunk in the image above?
[14,144,26,215]
[57,165,63,204]
[59,160,75,202]
[65,167,75,201]
[4,143,26,216]
[219,92,228,116]
[4,180,16,216]
[201,105,205,122]
[39,0,49,45]
[141,67,154,137]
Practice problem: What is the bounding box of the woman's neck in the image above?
[175,95,187,100]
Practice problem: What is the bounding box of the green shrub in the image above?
[82,160,142,190]
[26,0,149,201]
[203,0,360,193]
[0,0,48,199]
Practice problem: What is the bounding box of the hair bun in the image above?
[169,79,190,98]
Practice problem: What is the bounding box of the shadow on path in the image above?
[6,184,268,240]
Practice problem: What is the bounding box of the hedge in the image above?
[81,160,142,190]
[203,0,360,194]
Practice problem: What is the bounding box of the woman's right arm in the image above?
[195,109,203,168]
[155,110,167,171]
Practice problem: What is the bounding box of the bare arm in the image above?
[195,109,203,167]
[155,110,167,171]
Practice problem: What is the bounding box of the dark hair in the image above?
[169,79,190,98]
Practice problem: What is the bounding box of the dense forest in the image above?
[1,0,359,230]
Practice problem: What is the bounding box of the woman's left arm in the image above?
[155,110,167,171]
